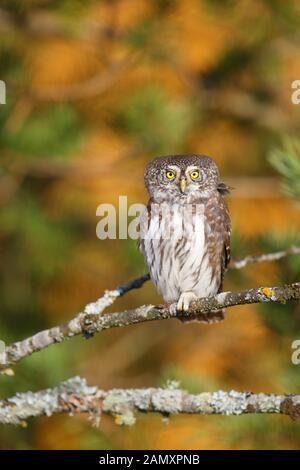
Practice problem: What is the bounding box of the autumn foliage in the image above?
[0,0,300,450]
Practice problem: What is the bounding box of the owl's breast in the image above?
[140,205,218,303]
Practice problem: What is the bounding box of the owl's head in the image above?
[144,154,225,202]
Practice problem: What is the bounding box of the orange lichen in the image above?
[260,287,274,298]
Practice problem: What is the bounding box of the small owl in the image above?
[139,154,231,322]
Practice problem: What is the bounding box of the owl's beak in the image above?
[179,178,186,193]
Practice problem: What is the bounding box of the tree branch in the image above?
[1,376,300,426]
[0,248,299,372]
[1,282,299,371]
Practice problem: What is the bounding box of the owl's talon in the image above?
[169,303,178,315]
[176,292,198,312]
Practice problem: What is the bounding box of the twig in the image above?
[1,282,299,371]
[120,247,300,291]
[230,246,300,269]
[1,376,299,426]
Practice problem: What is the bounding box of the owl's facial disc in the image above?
[144,155,221,202]
[176,166,204,195]
[162,165,205,196]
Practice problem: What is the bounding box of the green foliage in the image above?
[115,85,194,154]
[269,139,300,203]
[125,20,157,49]
[0,195,74,280]
[0,0,97,15]
[0,104,84,159]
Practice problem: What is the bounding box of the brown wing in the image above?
[219,198,231,292]
[204,193,231,293]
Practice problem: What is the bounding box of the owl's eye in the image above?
[190,170,200,180]
[166,170,175,180]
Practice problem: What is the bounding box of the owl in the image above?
[139,154,231,322]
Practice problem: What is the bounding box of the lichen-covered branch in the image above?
[0,247,299,371]
[0,376,299,426]
[1,281,299,372]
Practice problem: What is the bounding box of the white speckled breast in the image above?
[140,202,218,303]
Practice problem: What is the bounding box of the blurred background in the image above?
[0,0,300,450]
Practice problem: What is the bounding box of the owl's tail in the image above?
[178,309,225,324]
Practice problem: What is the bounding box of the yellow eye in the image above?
[190,170,200,180]
[166,170,175,180]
